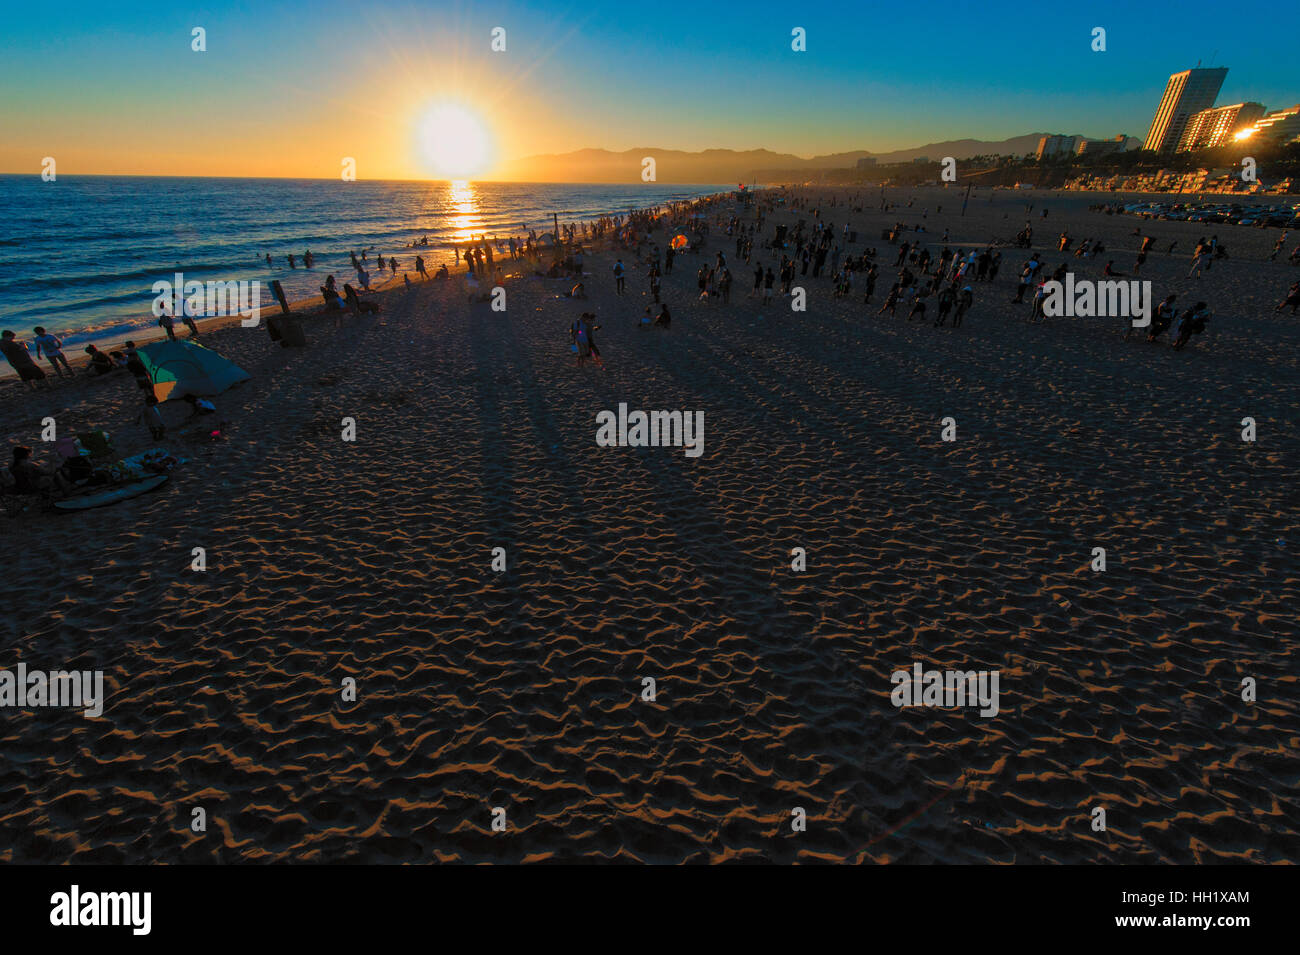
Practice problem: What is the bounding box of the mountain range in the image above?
[494,134,1081,183]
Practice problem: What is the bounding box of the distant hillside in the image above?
[495,135,1057,183]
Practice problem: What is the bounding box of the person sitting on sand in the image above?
[83,344,116,375]
[1,330,48,390]
[652,305,671,329]
[435,264,449,281]
[125,341,152,392]
[9,446,71,495]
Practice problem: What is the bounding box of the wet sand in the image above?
[1,187,1297,863]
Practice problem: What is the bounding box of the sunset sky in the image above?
[2,0,1297,179]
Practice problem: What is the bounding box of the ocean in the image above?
[0,176,727,345]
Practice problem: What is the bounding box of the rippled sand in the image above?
[1,189,1296,863]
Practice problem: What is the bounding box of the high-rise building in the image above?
[1237,105,1300,146]
[1143,68,1229,154]
[1177,102,1266,151]
[1035,135,1080,159]
[1076,135,1142,157]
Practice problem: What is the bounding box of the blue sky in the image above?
[2,0,1297,175]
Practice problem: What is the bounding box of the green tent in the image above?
[137,340,250,402]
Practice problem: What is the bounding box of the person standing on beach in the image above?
[751,262,764,297]
[1012,264,1031,303]
[125,341,152,393]
[614,260,626,295]
[158,309,177,342]
[1270,232,1288,261]
[763,267,775,303]
[32,327,72,378]
[1,330,47,390]
[416,256,427,280]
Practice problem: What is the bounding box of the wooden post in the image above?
[270,279,291,316]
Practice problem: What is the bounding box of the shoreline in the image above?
[1,187,738,382]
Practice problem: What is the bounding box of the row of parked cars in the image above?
[1117,200,1300,228]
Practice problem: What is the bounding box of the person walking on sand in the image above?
[934,285,955,327]
[1172,302,1210,350]
[32,327,72,378]
[1275,281,1300,314]
[1,330,47,390]
[1146,294,1177,342]
[182,312,200,338]
[763,267,775,303]
[415,255,427,280]
[1188,248,1211,279]
[1271,232,1288,261]
[158,309,177,341]
[613,259,626,295]
[878,283,901,317]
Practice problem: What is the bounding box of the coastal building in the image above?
[1177,102,1266,151]
[1075,135,1142,157]
[1236,104,1300,145]
[1035,135,1080,159]
[1143,67,1229,154]
[856,157,878,168]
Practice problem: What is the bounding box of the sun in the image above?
[417,103,492,179]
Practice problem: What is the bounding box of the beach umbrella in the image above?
[671,234,688,251]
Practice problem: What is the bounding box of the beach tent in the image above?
[137,340,250,401]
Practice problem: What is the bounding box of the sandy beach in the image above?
[1,186,1296,864]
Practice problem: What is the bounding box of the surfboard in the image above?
[53,474,169,511]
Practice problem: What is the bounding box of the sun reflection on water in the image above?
[447,179,481,244]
